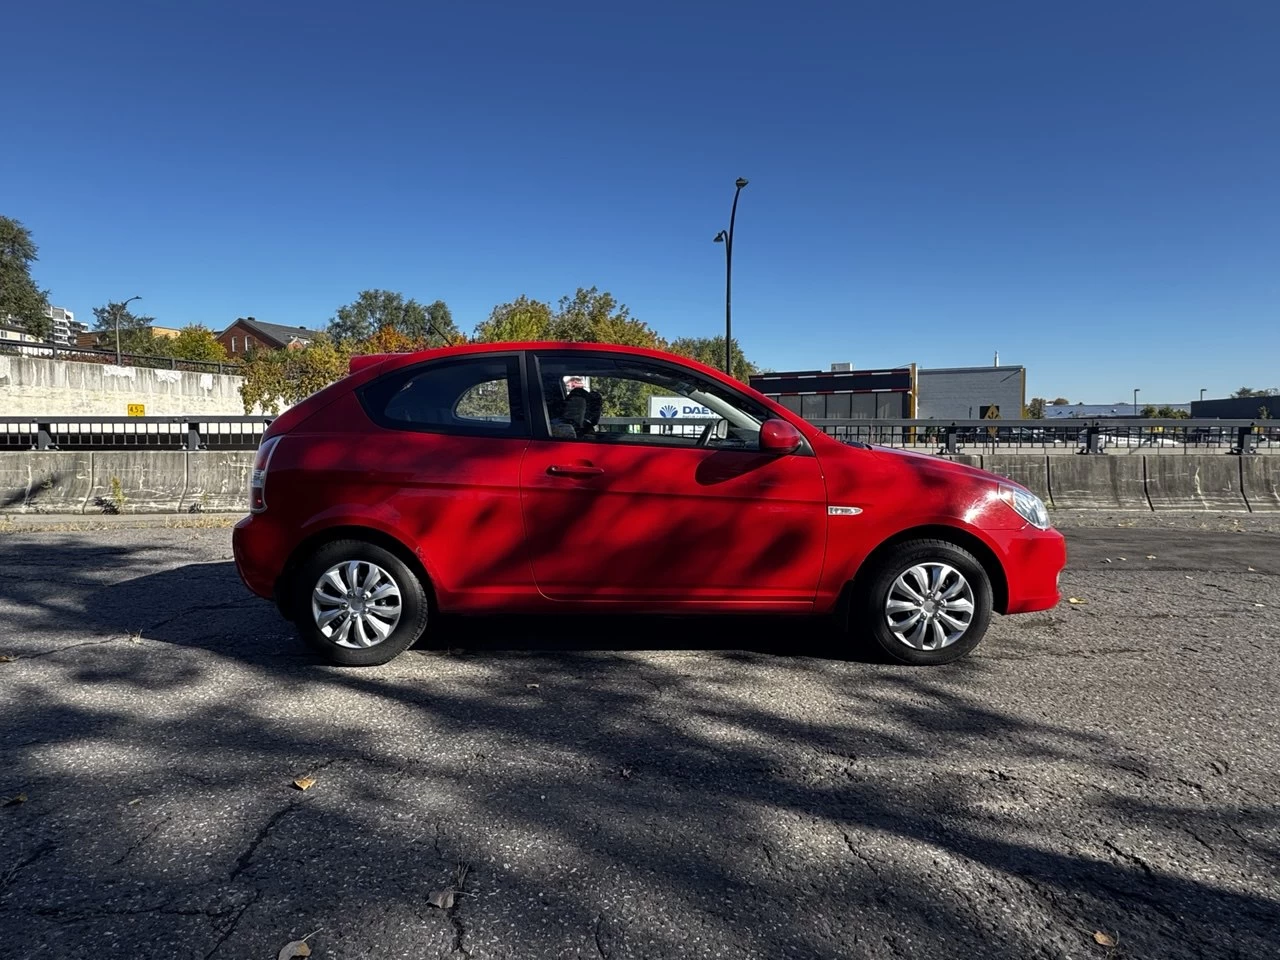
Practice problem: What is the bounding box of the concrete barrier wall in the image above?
[1144,457,1247,511]
[980,455,1052,506]
[1,450,1274,515]
[0,451,253,515]
[0,354,261,416]
[1047,455,1150,511]
[1242,458,1280,511]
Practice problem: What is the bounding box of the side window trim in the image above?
[359,352,530,439]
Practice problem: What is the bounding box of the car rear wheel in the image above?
[293,540,429,666]
[854,539,993,665]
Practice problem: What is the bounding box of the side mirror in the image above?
[760,418,803,455]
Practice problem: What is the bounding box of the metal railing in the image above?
[808,419,1278,454]
[0,338,240,375]
[2,415,1275,453]
[0,416,273,451]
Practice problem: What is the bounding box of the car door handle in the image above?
[547,464,604,477]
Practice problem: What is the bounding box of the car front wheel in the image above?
[292,540,429,666]
[855,539,993,665]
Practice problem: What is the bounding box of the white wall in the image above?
[0,354,259,416]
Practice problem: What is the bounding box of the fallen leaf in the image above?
[3,793,27,806]
[1093,930,1117,947]
[292,777,316,792]
[525,683,540,690]
[0,654,15,663]
[1068,597,1087,605]
[277,931,318,960]
[428,888,456,910]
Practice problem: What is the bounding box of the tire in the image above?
[853,539,993,666]
[292,539,430,666]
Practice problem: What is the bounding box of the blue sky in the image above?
[5,0,1278,402]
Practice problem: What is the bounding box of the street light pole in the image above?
[115,295,142,365]
[714,177,749,375]
[1200,388,1206,402]
[1133,387,1140,417]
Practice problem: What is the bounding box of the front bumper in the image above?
[1000,527,1067,614]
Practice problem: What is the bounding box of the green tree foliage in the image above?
[667,335,757,382]
[92,300,159,356]
[165,325,229,363]
[1050,397,1070,406]
[0,216,52,340]
[327,290,459,346]
[473,295,553,342]
[239,335,349,414]
[1140,404,1158,418]
[545,287,661,347]
[1024,397,1046,419]
[1233,387,1278,398]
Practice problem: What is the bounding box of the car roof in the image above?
[357,341,732,380]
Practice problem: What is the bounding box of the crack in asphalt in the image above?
[202,888,262,960]
[228,804,303,883]
[1,842,55,888]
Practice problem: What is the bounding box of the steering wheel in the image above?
[695,421,716,447]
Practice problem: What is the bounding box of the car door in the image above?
[350,352,535,608]
[518,350,828,607]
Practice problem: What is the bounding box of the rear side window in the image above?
[359,355,528,437]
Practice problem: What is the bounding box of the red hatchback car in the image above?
[233,342,1065,666]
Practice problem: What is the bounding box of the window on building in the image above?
[231,337,238,353]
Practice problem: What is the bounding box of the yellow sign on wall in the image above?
[127,404,146,417]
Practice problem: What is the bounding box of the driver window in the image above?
[535,355,767,450]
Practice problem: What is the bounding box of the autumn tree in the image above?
[0,216,52,340]
[1026,397,1046,419]
[472,295,553,343]
[165,325,229,363]
[239,335,349,414]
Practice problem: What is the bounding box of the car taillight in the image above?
[249,436,281,514]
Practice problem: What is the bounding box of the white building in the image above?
[48,305,86,345]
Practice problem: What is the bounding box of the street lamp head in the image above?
[714,231,727,243]
[735,177,748,189]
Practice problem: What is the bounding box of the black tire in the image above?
[291,539,430,666]
[853,539,993,666]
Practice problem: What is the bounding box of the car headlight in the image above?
[999,484,1051,529]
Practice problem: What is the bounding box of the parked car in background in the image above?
[233,343,1066,666]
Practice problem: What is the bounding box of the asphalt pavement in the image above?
[0,521,1277,960]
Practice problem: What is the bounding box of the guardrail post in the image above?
[37,422,54,451]
[1232,425,1257,456]
[185,420,203,452]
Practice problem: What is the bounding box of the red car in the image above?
[233,342,1065,666]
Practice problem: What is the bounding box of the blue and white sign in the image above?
[647,396,717,435]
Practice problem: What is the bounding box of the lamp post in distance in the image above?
[713,177,749,375]
[1133,388,1140,417]
[115,295,142,365]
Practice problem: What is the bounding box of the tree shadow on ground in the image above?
[0,536,1277,959]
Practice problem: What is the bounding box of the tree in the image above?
[239,335,349,414]
[545,287,661,348]
[472,296,553,343]
[92,300,158,356]
[1156,406,1189,419]
[166,325,228,363]
[1025,397,1046,419]
[1232,387,1278,398]
[328,290,459,346]
[0,216,52,340]
[1141,404,1158,418]
[667,335,758,383]
[1050,398,1070,406]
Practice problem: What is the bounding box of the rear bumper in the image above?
[232,515,280,601]
[1000,527,1067,614]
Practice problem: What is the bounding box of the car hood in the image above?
[868,444,1009,487]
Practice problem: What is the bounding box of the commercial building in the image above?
[1191,395,1278,419]
[749,361,1026,422]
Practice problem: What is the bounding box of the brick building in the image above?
[217,317,316,357]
